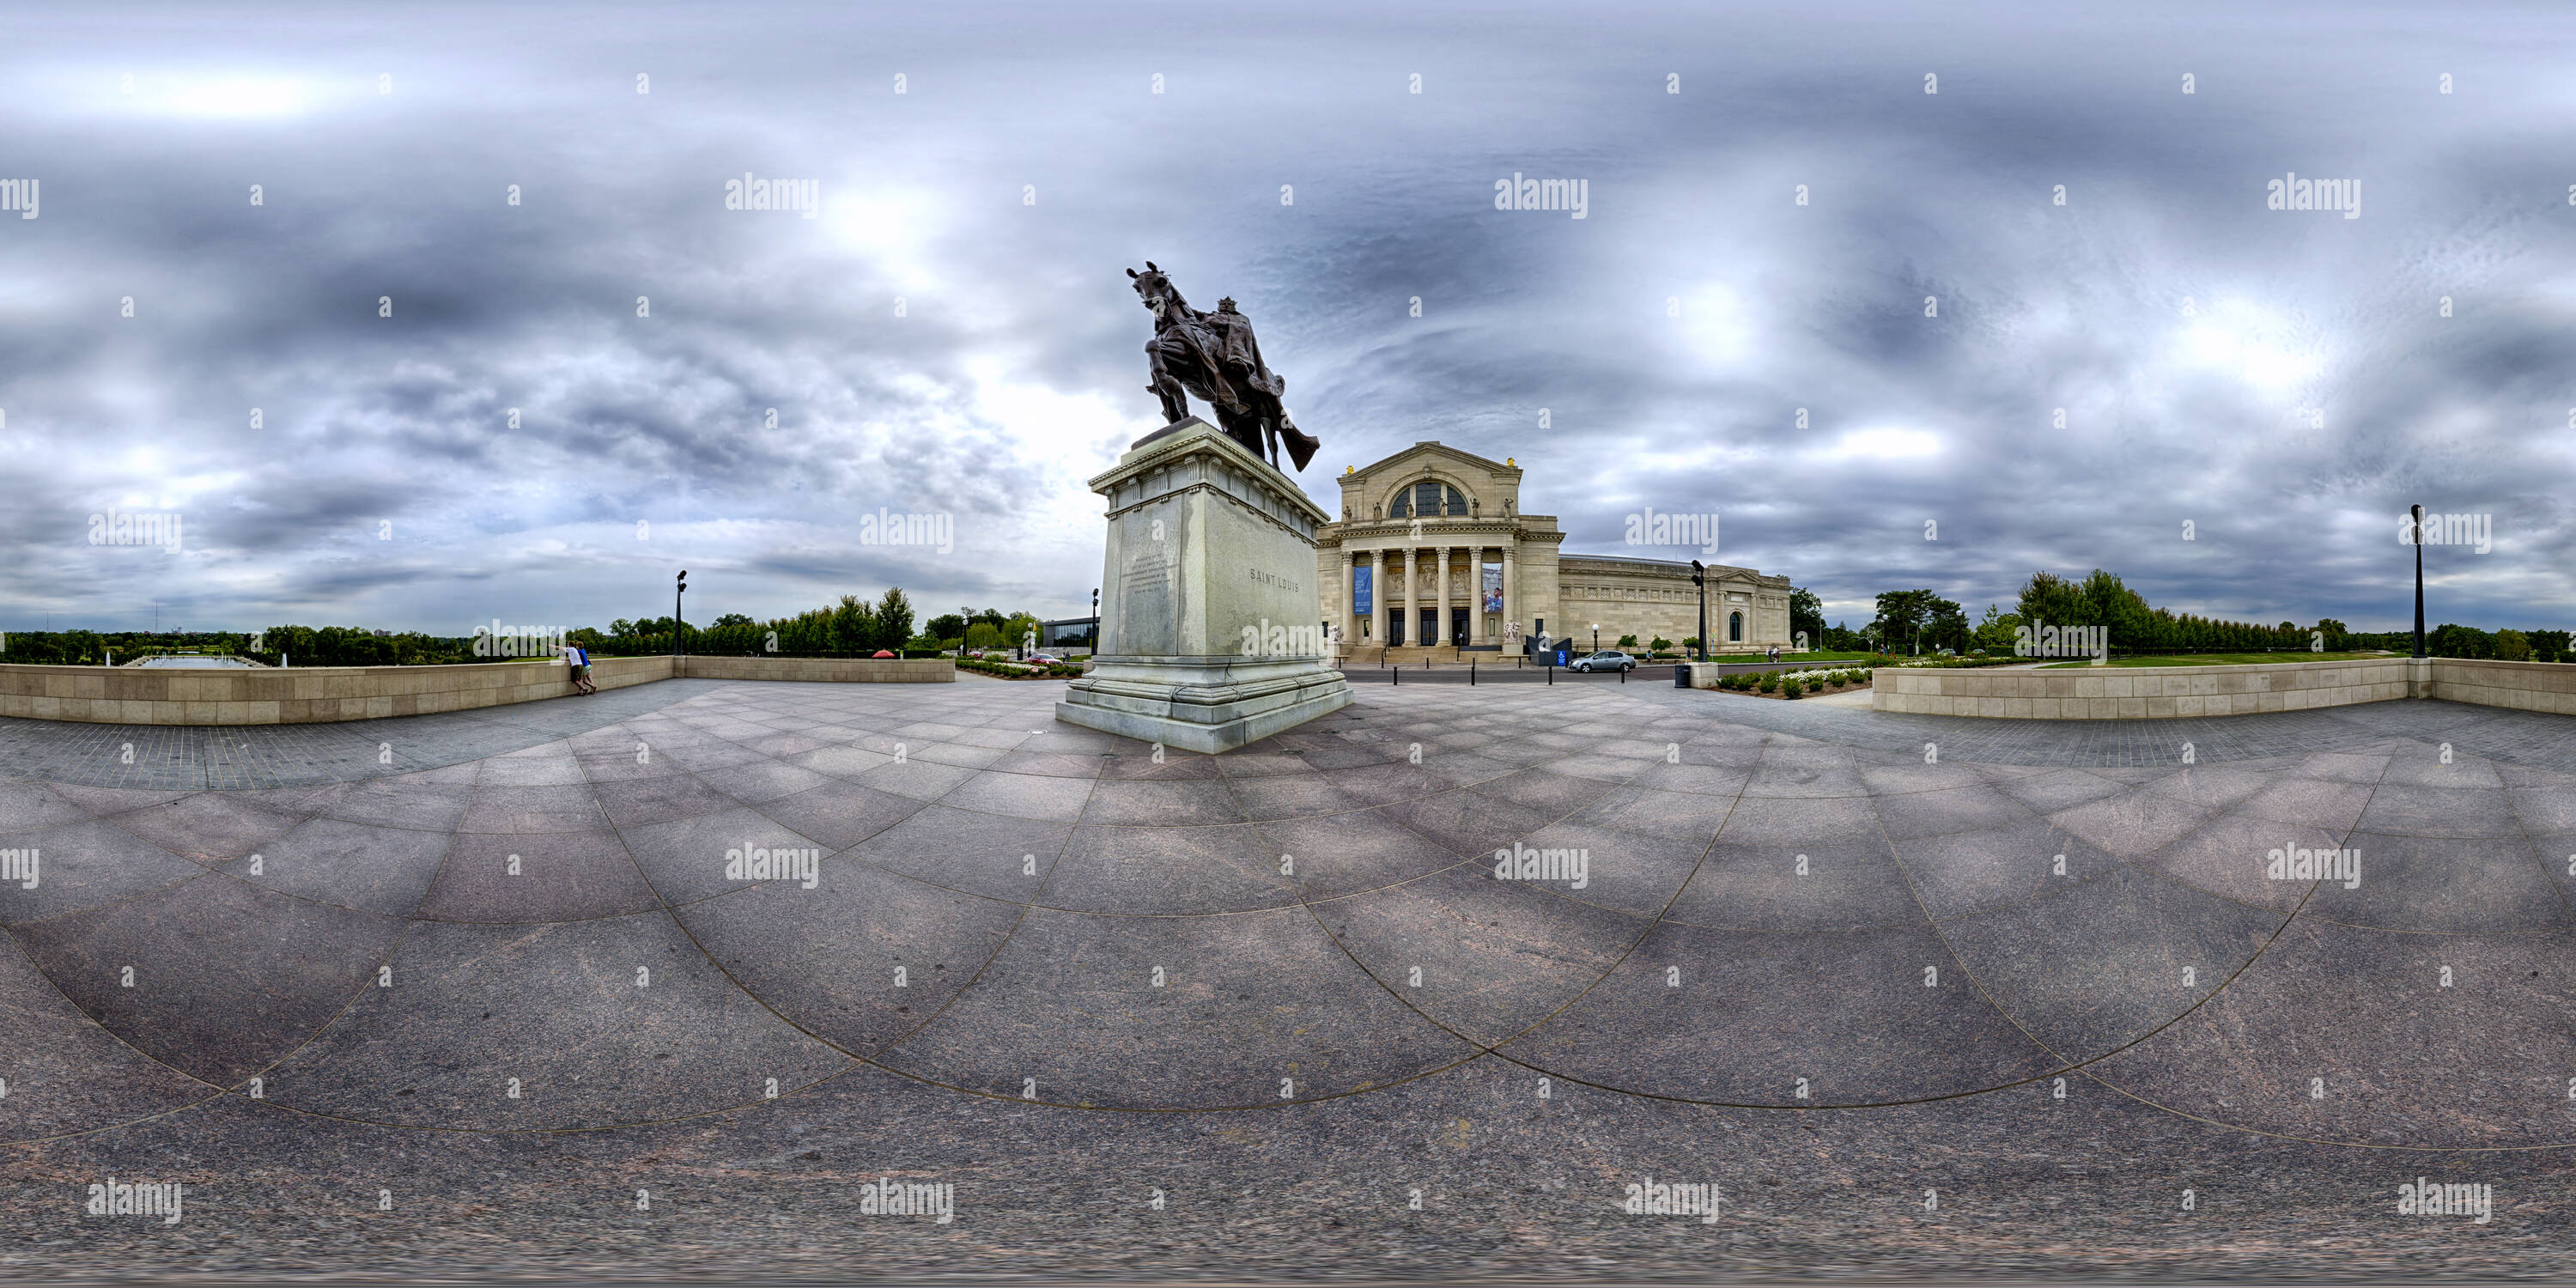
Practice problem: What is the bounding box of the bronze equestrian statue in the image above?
[1127,262,1320,473]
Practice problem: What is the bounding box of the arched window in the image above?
[1728,611,1743,642]
[1395,480,1469,517]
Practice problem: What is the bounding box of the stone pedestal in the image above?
[1056,418,1352,754]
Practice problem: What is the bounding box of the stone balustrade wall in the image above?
[1871,656,2576,719]
[0,654,951,725]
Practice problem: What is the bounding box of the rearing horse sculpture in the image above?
[1127,262,1319,472]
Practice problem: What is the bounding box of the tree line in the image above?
[587,596,1051,658]
[20,570,2555,667]
[0,589,1067,666]
[1789,568,2570,661]
[0,627,475,667]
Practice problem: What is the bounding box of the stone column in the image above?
[1501,543,1516,649]
[1401,546,1417,648]
[1435,546,1450,648]
[1370,547,1387,646]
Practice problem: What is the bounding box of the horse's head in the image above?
[1127,261,1188,315]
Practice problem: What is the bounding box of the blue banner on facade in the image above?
[1353,565,1372,617]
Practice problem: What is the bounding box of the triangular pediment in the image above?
[1342,440,1517,481]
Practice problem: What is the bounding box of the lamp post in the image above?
[1591,623,1600,653]
[675,570,688,659]
[1691,560,1707,661]
[2411,503,2425,659]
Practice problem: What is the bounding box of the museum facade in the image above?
[1314,442,1793,654]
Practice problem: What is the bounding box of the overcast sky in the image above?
[3,0,2571,636]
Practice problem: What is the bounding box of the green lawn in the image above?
[2041,651,2394,669]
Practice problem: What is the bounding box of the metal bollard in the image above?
[1470,658,1476,685]
[1392,665,1399,686]
[1546,662,1553,686]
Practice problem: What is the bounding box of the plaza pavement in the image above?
[0,675,2571,1279]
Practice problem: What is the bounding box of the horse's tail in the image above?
[1281,421,1320,472]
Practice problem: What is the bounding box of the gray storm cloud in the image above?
[0,0,2567,635]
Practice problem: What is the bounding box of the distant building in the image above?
[1039,617,1097,652]
[1314,441,1791,653]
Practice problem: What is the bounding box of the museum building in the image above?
[1313,442,1794,655]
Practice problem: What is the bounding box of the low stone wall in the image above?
[0,658,667,725]
[677,655,952,683]
[1868,657,2576,720]
[2430,658,2576,715]
[1873,659,2409,719]
[0,653,951,725]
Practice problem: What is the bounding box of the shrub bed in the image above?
[956,658,1084,679]
[1712,665,1878,700]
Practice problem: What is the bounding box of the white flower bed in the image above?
[1780,668,1862,685]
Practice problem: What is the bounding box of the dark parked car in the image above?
[1571,649,1635,673]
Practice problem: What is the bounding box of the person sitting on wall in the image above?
[564,642,595,696]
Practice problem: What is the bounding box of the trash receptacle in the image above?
[1674,665,1690,688]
